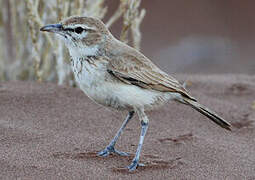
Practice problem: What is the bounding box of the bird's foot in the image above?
[127,160,145,171]
[98,145,129,157]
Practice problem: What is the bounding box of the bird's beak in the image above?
[40,24,63,33]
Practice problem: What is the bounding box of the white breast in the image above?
[71,57,106,94]
[69,48,178,110]
[71,57,178,110]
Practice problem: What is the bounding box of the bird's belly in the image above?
[80,79,178,110]
[98,84,179,110]
[71,59,178,110]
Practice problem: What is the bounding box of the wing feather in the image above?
[106,44,196,101]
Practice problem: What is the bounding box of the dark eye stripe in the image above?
[63,28,74,32]
[63,27,95,33]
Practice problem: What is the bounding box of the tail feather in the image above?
[182,98,231,131]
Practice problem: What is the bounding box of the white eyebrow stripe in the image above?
[66,24,94,30]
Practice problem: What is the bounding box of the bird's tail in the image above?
[181,98,231,131]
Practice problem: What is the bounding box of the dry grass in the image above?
[0,0,145,85]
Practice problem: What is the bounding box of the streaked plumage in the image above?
[40,16,231,171]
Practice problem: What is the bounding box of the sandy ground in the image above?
[0,74,255,179]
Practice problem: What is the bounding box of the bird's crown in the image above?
[61,16,109,35]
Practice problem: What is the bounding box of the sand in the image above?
[0,74,255,179]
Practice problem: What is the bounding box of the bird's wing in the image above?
[106,50,196,101]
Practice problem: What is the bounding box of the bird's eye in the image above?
[74,27,84,34]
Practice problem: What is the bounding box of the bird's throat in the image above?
[68,44,99,59]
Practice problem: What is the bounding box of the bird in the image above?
[40,16,231,171]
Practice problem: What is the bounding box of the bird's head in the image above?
[40,16,111,56]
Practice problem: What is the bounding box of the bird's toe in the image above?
[97,149,110,157]
[98,146,129,157]
[127,160,144,171]
[114,149,129,156]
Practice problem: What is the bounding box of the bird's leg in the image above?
[98,111,134,157]
[128,108,149,171]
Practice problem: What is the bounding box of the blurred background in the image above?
[0,0,254,85]
[108,0,255,74]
